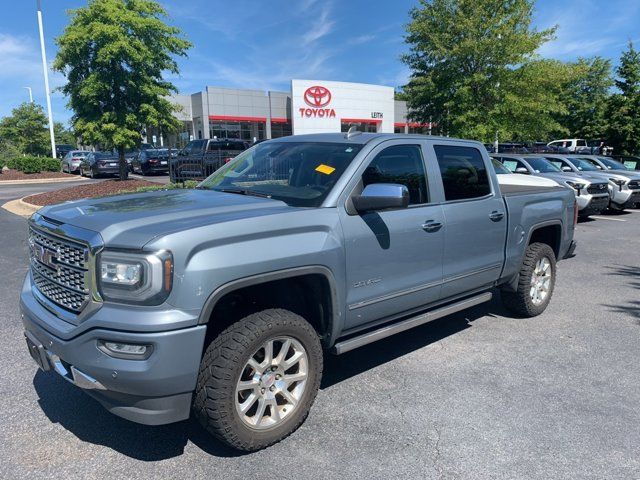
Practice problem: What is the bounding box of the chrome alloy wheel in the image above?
[235,336,308,430]
[530,257,552,306]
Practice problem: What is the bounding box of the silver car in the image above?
[545,154,640,211]
[61,150,89,174]
[493,154,609,216]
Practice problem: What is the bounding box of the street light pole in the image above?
[36,0,56,158]
[24,87,33,103]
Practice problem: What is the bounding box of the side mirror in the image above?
[562,166,572,172]
[515,167,529,174]
[352,184,409,213]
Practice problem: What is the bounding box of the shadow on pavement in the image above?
[33,371,245,461]
[322,291,509,388]
[602,264,640,321]
[33,290,510,460]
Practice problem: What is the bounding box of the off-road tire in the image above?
[193,309,323,451]
[501,242,556,317]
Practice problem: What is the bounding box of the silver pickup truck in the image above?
[21,133,576,451]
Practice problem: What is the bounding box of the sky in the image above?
[1,0,639,125]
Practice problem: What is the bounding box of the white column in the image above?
[37,0,56,157]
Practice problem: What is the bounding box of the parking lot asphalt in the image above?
[1,185,639,479]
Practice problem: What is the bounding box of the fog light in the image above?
[98,340,152,359]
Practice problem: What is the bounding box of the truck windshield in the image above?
[198,142,363,207]
[571,158,599,171]
[491,158,511,174]
[596,156,628,170]
[526,157,561,173]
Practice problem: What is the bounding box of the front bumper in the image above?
[577,193,609,215]
[21,275,206,425]
[610,188,640,209]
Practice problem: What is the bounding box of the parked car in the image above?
[547,139,588,153]
[55,144,75,159]
[493,154,609,217]
[491,158,560,187]
[61,150,89,174]
[613,155,640,171]
[79,152,121,178]
[131,148,171,175]
[544,154,640,211]
[21,133,577,452]
[170,139,250,181]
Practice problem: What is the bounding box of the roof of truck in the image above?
[266,132,480,145]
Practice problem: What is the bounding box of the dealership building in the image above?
[159,79,431,147]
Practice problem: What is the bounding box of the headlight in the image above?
[98,250,173,304]
[565,181,586,191]
[609,178,627,186]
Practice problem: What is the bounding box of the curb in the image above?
[1,196,42,218]
[0,176,85,185]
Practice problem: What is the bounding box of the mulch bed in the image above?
[0,169,77,181]
[23,179,159,206]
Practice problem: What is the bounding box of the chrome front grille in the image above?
[28,226,90,314]
[587,183,608,194]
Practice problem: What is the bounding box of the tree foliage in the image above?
[402,0,560,141]
[0,102,51,156]
[607,42,640,155]
[54,122,76,146]
[53,0,191,179]
[561,57,613,140]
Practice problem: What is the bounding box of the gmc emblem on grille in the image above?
[29,239,56,269]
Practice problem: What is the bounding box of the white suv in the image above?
[547,139,587,152]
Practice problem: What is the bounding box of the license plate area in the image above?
[25,333,51,372]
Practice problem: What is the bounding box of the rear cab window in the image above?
[434,145,491,201]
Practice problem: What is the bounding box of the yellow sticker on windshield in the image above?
[315,164,335,175]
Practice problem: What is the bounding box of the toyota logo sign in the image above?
[304,86,332,108]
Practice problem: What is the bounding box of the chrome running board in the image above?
[333,292,493,355]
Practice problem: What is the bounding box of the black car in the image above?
[80,152,121,178]
[55,144,75,159]
[131,149,171,175]
[170,139,249,181]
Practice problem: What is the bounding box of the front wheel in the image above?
[193,309,323,451]
[501,242,556,317]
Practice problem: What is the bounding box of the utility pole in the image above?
[36,0,56,158]
[24,87,34,103]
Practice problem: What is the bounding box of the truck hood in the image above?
[38,188,294,248]
[536,172,582,185]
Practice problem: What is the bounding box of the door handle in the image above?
[489,211,505,222]
[421,221,443,232]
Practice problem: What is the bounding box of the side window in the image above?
[362,145,428,205]
[501,157,519,172]
[434,145,491,201]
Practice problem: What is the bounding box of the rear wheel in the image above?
[193,309,323,451]
[501,242,556,317]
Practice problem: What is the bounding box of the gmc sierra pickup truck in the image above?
[21,133,577,451]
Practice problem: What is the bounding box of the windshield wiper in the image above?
[216,187,272,199]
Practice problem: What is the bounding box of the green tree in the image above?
[402,0,562,141]
[53,0,191,179]
[0,102,51,156]
[561,57,613,140]
[608,42,640,155]
[54,122,76,146]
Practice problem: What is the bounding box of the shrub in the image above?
[41,158,62,172]
[3,155,61,173]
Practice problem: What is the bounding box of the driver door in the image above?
[339,142,445,330]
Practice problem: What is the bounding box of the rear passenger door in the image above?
[433,144,507,299]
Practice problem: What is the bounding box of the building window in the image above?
[394,125,405,134]
[271,121,292,139]
[408,125,431,135]
[209,120,266,142]
[340,121,378,133]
